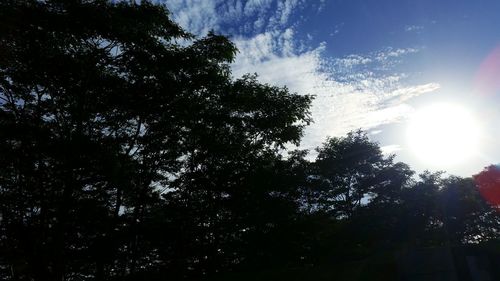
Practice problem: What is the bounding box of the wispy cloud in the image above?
[329,22,344,37]
[161,0,440,150]
[381,144,403,156]
[232,33,439,149]
[163,0,309,35]
[163,0,219,35]
[405,25,424,32]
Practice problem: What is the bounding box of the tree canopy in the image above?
[1,1,499,281]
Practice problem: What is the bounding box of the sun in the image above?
[406,103,482,167]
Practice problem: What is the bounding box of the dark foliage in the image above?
[1,1,499,280]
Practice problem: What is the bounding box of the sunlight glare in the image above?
[407,103,482,167]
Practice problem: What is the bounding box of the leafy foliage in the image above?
[0,1,499,281]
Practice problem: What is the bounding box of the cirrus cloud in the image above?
[161,0,440,150]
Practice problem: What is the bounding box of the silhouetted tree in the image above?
[306,131,407,219]
[439,176,500,244]
[3,1,500,281]
[297,131,415,262]
[0,1,311,280]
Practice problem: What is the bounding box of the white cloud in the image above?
[330,22,344,37]
[405,25,424,32]
[232,36,439,150]
[376,47,418,60]
[163,0,219,35]
[270,0,304,26]
[162,0,307,35]
[381,144,403,155]
[334,54,372,69]
[301,78,437,150]
[161,0,440,151]
[243,0,273,16]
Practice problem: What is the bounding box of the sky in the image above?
[161,0,500,177]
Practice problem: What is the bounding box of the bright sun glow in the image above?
[407,103,482,167]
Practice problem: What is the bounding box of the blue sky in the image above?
[162,0,500,176]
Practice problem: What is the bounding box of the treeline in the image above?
[0,1,499,280]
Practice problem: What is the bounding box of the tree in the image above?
[0,1,312,280]
[4,1,500,280]
[297,131,414,262]
[439,176,500,244]
[306,130,409,219]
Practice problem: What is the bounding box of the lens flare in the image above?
[474,165,500,210]
[475,46,500,96]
